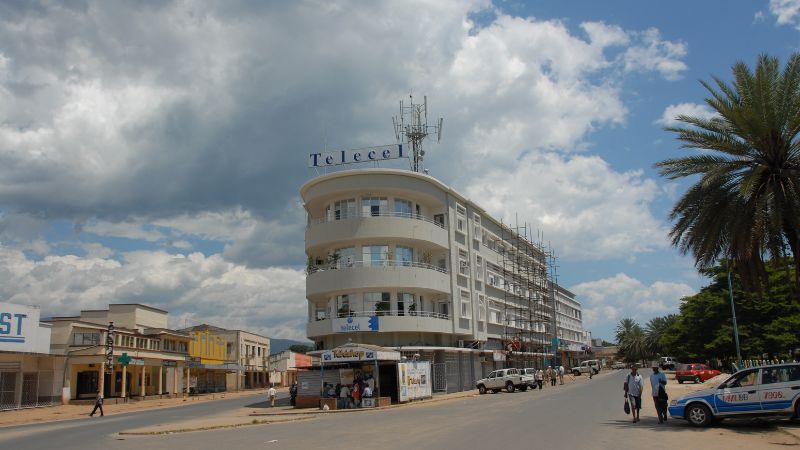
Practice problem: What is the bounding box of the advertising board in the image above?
[397,361,432,403]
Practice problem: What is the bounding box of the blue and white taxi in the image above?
[668,363,800,427]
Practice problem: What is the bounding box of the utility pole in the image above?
[726,262,742,370]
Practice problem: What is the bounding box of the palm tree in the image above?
[615,317,638,345]
[656,53,800,296]
[620,325,648,364]
[644,315,678,355]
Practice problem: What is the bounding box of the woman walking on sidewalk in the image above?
[89,391,104,417]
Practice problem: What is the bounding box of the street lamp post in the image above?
[726,263,743,370]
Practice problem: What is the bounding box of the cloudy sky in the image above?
[1,0,798,341]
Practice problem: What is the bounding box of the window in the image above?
[362,245,389,267]
[475,255,483,280]
[396,246,413,266]
[457,218,465,232]
[394,199,413,217]
[397,293,413,316]
[334,247,355,267]
[434,214,445,227]
[458,249,469,276]
[438,302,450,318]
[315,303,328,321]
[362,197,388,217]
[460,290,471,318]
[364,292,392,315]
[333,199,356,220]
[728,369,758,388]
[478,295,486,321]
[762,366,800,384]
[72,332,100,346]
[336,294,351,317]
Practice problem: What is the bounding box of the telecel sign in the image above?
[309,144,404,168]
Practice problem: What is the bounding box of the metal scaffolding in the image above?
[496,217,557,370]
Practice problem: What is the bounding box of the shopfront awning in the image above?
[312,343,400,365]
[186,361,246,371]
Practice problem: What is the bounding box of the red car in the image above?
[675,363,720,384]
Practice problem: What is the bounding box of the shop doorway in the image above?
[378,363,398,403]
[76,371,98,399]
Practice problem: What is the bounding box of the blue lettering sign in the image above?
[0,311,26,343]
[367,150,376,160]
[0,313,9,334]
[309,144,407,168]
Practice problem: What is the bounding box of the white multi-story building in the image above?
[301,168,583,392]
[552,283,585,367]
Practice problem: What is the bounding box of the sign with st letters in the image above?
[0,302,42,353]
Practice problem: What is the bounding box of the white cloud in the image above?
[622,28,687,80]
[571,273,695,334]
[770,0,800,27]
[83,220,165,242]
[0,247,308,340]
[466,150,666,260]
[656,102,717,127]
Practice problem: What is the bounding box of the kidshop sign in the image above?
[0,302,47,353]
[309,144,405,168]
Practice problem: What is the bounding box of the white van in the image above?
[571,360,600,376]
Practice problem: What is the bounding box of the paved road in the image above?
[0,391,287,447]
[2,371,796,449]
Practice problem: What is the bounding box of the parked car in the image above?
[571,360,600,376]
[476,368,529,394]
[659,356,678,370]
[520,368,537,389]
[668,362,800,427]
[675,363,721,384]
[611,361,627,370]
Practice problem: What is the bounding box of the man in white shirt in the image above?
[268,385,277,407]
[558,365,565,385]
[339,384,351,409]
[624,366,644,423]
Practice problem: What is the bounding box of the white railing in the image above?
[325,310,451,320]
[309,210,446,229]
[308,259,448,275]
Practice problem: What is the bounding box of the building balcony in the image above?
[306,260,450,296]
[306,310,452,338]
[305,212,448,251]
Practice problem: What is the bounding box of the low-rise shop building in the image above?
[47,304,193,402]
[0,302,65,410]
[268,350,314,387]
[181,324,270,390]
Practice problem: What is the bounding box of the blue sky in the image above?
[0,0,798,341]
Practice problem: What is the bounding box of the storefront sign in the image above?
[333,316,379,333]
[322,347,377,363]
[0,302,44,353]
[309,144,404,168]
[397,361,432,402]
[161,360,177,367]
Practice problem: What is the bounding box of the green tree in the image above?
[656,53,800,295]
[615,318,651,363]
[289,344,313,354]
[644,315,678,355]
[615,317,638,345]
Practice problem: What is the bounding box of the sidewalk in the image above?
[0,388,281,428]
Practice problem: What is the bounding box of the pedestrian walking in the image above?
[650,365,668,423]
[548,366,556,386]
[623,366,644,423]
[268,385,277,407]
[339,383,351,409]
[535,368,544,390]
[289,381,298,406]
[558,365,565,385]
[89,390,104,417]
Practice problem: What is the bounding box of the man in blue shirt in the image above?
[650,365,668,423]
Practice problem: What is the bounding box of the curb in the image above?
[118,415,314,436]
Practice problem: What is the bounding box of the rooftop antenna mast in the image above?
[392,94,443,173]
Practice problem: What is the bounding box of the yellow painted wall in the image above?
[188,331,227,364]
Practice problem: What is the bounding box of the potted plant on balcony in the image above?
[421,251,432,265]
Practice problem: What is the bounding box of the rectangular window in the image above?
[336,294,351,318]
[458,249,469,276]
[460,290,471,318]
[334,246,355,267]
[475,255,483,280]
[362,197,388,217]
[478,295,486,321]
[334,199,356,220]
[394,199,413,217]
[315,303,328,320]
[72,332,100,346]
[364,292,392,315]
[438,302,450,318]
[396,246,413,266]
[397,292,414,316]
[362,245,389,267]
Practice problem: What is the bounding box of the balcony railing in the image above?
[308,259,448,275]
[309,211,446,229]
[321,309,450,320]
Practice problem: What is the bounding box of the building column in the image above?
[98,362,105,397]
[158,366,163,395]
[172,367,177,397]
[121,365,127,398]
[185,367,190,397]
[140,365,146,398]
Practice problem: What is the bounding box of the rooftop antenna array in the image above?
[392,95,443,173]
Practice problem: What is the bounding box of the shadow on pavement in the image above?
[245,398,291,409]
[603,416,798,435]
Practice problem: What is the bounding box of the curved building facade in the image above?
[301,168,583,390]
